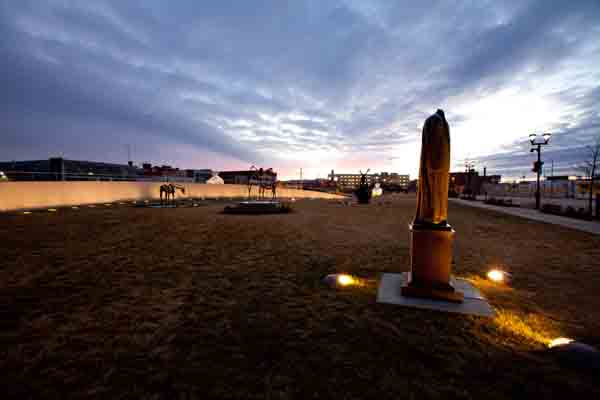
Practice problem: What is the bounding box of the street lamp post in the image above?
[529,133,552,210]
[464,160,475,200]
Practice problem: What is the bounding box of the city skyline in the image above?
[2,1,600,181]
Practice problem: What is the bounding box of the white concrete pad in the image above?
[377,273,494,317]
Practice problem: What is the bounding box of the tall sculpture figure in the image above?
[402,109,463,303]
[415,109,450,226]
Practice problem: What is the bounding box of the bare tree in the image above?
[576,135,600,216]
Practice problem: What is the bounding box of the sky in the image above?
[1,0,600,181]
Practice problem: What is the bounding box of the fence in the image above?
[481,180,597,200]
[0,182,345,212]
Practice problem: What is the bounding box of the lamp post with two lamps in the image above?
[529,133,552,210]
[464,160,476,200]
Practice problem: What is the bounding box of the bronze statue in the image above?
[160,183,185,206]
[248,165,278,200]
[355,169,372,204]
[414,109,450,226]
[401,109,463,303]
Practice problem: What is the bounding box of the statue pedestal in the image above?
[400,224,464,303]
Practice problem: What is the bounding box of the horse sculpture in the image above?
[160,183,186,206]
[259,179,278,200]
[247,165,278,200]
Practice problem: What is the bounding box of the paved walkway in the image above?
[450,198,600,235]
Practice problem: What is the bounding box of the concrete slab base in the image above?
[377,272,494,317]
[223,200,291,215]
[134,203,179,208]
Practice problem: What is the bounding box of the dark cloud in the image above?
[0,0,599,176]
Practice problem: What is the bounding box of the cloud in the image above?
[0,0,599,178]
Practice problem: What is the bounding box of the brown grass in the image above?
[1,195,600,399]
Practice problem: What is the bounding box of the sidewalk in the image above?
[450,198,600,235]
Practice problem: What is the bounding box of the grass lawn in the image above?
[1,195,599,399]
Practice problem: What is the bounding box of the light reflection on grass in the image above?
[493,310,553,345]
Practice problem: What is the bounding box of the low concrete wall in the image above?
[0,182,345,212]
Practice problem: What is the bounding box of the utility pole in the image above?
[300,168,303,190]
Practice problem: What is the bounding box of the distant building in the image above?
[0,158,141,181]
[407,179,418,192]
[450,171,501,195]
[187,169,224,184]
[186,169,216,183]
[219,168,277,185]
[328,170,409,190]
[142,163,192,181]
[378,172,410,188]
[482,175,596,199]
[284,178,336,190]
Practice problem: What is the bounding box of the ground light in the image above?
[548,337,574,348]
[337,274,355,286]
[487,269,507,283]
[322,273,358,288]
[72,206,79,210]
[47,208,57,212]
[22,211,31,215]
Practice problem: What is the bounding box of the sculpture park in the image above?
[2,2,600,398]
[1,110,599,398]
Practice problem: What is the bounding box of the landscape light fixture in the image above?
[322,273,358,288]
[529,132,552,209]
[487,269,504,282]
[337,274,355,286]
[486,269,510,283]
[548,337,574,348]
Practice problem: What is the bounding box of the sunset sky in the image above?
[2,1,599,180]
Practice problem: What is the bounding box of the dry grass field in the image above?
[1,195,600,399]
